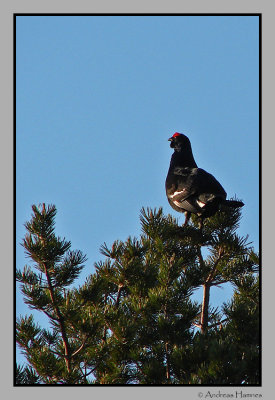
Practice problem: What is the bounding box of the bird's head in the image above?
[168,132,191,150]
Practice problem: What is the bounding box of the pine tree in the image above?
[16,203,259,385]
[16,204,87,384]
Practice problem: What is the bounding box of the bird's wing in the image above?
[167,167,227,211]
[167,168,196,200]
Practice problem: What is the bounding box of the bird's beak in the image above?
[168,137,172,142]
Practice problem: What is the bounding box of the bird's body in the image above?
[165,132,244,226]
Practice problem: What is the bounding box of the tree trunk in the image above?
[201,282,210,334]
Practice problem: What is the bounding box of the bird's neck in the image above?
[169,148,198,169]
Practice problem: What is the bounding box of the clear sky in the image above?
[16,15,259,365]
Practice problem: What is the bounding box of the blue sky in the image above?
[16,15,259,365]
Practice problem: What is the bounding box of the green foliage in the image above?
[16,203,260,385]
[16,364,41,384]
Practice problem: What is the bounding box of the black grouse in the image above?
[165,132,244,228]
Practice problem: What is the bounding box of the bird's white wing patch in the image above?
[168,189,186,199]
[174,200,184,208]
[196,200,206,208]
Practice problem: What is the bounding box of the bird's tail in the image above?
[223,199,244,208]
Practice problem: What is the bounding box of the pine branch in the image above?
[196,245,205,269]
[41,309,60,321]
[206,248,224,284]
[43,261,72,373]
[200,282,211,334]
[115,284,124,308]
[210,279,229,286]
[208,318,229,330]
[18,204,87,377]
[165,342,171,383]
[71,337,88,358]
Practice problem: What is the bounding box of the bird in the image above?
[165,132,244,229]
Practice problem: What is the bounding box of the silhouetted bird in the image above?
[165,132,244,228]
